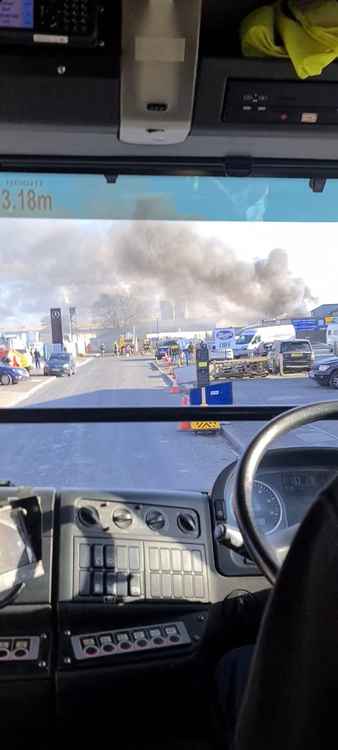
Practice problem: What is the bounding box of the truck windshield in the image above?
[236,334,253,345]
[0,171,337,490]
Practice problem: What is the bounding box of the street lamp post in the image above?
[69,306,76,342]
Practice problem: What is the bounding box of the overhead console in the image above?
[223,79,338,128]
[1,1,338,159]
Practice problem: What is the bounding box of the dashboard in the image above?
[211,447,338,576]
[0,447,337,740]
[225,468,333,535]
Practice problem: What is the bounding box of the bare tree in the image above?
[92,292,149,333]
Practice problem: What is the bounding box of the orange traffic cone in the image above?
[179,393,191,431]
[170,371,180,394]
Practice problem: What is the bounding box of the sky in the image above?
[0,217,335,328]
[0,172,337,327]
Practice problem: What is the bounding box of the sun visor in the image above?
[120,0,202,145]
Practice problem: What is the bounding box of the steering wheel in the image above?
[233,400,338,584]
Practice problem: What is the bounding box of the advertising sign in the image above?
[50,308,63,345]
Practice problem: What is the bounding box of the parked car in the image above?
[155,341,180,360]
[268,339,314,374]
[155,345,170,360]
[0,363,30,386]
[309,356,338,388]
[44,352,76,376]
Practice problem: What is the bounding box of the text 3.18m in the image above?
[1,189,53,213]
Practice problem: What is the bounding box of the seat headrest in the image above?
[235,472,338,750]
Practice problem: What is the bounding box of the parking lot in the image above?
[0,358,93,408]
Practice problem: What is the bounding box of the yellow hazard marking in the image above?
[191,421,220,430]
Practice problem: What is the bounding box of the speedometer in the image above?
[251,480,283,535]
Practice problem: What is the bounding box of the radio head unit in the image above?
[0,0,101,47]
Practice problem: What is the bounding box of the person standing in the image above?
[34,348,41,369]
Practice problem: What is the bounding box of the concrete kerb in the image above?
[153,361,196,394]
[152,358,311,454]
[152,359,177,388]
[152,359,244,451]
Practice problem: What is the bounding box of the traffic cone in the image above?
[169,371,180,394]
[179,393,191,431]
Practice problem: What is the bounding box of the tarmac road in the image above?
[0,356,237,491]
[0,356,337,491]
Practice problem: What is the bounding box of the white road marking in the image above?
[0,377,56,409]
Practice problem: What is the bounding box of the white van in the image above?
[212,327,236,348]
[209,327,236,360]
[232,324,296,358]
[326,323,338,352]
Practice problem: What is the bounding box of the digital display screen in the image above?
[0,0,34,30]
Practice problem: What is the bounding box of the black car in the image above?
[309,356,338,388]
[44,353,76,377]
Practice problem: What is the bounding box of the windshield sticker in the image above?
[0,173,337,221]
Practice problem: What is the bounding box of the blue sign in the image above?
[189,382,233,406]
[292,319,319,330]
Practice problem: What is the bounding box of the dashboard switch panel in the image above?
[70,621,191,661]
[144,542,207,601]
[73,534,208,602]
[59,492,209,604]
[73,538,145,601]
[0,636,41,662]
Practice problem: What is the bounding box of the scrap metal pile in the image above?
[210,356,269,380]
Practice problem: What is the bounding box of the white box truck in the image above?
[326,323,338,352]
[232,324,296,358]
[209,327,236,359]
